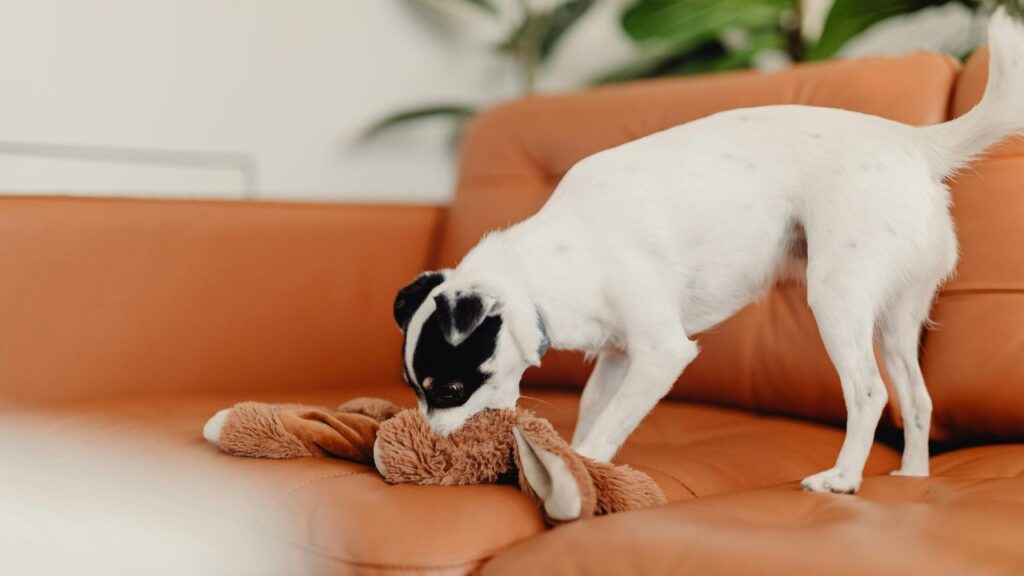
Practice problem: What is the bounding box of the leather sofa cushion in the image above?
[0,385,540,575]
[440,52,959,428]
[483,474,1024,575]
[923,48,1024,440]
[931,444,1024,478]
[526,389,898,501]
[1,385,897,574]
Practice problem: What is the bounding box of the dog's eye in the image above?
[436,381,464,402]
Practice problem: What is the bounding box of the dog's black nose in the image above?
[435,381,464,403]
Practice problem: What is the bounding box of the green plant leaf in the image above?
[622,0,790,50]
[806,0,948,60]
[539,0,596,60]
[462,0,496,13]
[1000,0,1024,19]
[603,0,789,83]
[596,25,785,83]
[671,28,786,75]
[361,105,476,140]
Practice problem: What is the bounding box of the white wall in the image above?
[0,1,532,202]
[3,1,962,203]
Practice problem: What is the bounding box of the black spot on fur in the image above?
[412,311,502,410]
[435,292,491,345]
[394,272,446,331]
[789,221,808,259]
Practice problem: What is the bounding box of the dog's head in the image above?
[393,271,548,435]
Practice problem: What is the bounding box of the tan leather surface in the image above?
[0,385,898,574]
[443,52,959,427]
[525,389,899,502]
[0,384,540,575]
[483,473,1024,575]
[931,444,1024,478]
[920,48,1024,440]
[0,196,441,405]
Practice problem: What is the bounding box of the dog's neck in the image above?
[535,308,551,358]
[452,217,605,355]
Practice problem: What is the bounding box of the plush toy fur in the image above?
[203,398,665,524]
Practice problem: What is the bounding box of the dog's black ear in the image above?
[433,290,499,347]
[394,272,447,331]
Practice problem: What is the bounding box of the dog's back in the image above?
[535,10,1024,336]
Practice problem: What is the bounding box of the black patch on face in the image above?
[394,272,446,331]
[410,311,502,410]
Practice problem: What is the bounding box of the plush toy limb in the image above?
[336,397,404,422]
[203,398,404,464]
[278,407,382,462]
[582,458,667,515]
[205,402,314,458]
[513,412,666,524]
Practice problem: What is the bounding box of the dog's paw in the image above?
[203,408,232,448]
[801,468,861,494]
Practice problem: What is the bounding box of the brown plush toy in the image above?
[203,398,666,524]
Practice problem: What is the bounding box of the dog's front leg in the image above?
[572,350,630,447]
[574,335,698,462]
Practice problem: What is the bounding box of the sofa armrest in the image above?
[0,196,442,405]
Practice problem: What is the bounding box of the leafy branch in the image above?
[362,0,594,142]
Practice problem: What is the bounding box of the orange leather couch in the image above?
[2,48,1023,575]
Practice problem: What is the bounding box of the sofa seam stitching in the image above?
[260,469,375,521]
[630,463,698,499]
[938,288,1024,297]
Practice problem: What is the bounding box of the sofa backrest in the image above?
[0,197,440,404]
[437,52,960,427]
[923,48,1024,441]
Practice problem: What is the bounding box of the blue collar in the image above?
[536,309,551,358]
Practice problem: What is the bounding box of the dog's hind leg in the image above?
[878,283,937,477]
[800,263,889,494]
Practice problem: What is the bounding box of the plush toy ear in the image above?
[512,416,598,522]
[394,271,447,331]
[433,290,499,347]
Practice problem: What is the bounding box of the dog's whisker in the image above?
[517,395,564,412]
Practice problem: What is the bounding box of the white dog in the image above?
[393,9,1024,494]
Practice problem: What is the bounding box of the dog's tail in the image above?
[922,7,1024,178]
